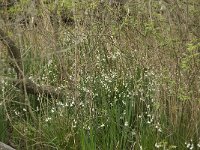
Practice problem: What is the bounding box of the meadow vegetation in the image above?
[0,0,200,149]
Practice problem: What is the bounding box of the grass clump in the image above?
[0,0,200,149]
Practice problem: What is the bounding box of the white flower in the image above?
[155,143,161,148]
[79,101,84,107]
[190,144,194,150]
[70,101,75,107]
[51,108,55,113]
[72,119,77,128]
[140,145,143,150]
[45,117,52,122]
[48,59,53,66]
[123,110,126,115]
[197,143,200,148]
[100,124,105,128]
[65,102,68,107]
[14,110,20,115]
[186,143,190,148]
[124,121,128,127]
[132,130,136,135]
[57,101,64,106]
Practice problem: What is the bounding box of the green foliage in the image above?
[11,66,155,149]
[1,0,200,149]
[181,39,200,71]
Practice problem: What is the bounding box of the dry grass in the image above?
[0,0,200,149]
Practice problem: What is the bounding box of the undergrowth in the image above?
[0,0,200,150]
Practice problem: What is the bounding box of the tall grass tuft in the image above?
[0,0,200,149]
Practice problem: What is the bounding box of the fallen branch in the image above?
[0,28,65,99]
[15,78,65,98]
